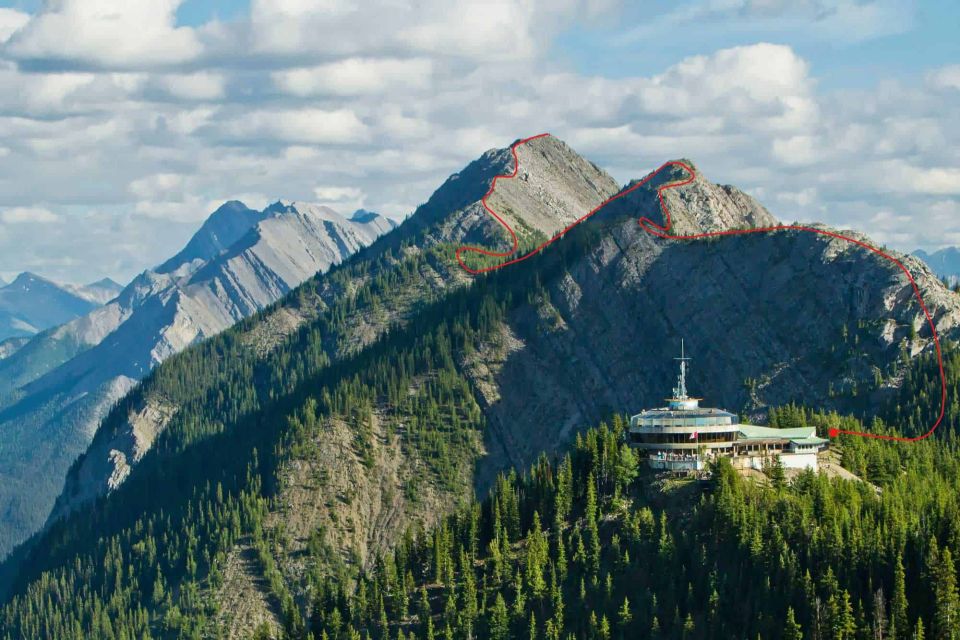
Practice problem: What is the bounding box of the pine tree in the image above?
[617,597,633,638]
[892,554,909,640]
[784,606,802,640]
[488,594,508,640]
[933,547,960,640]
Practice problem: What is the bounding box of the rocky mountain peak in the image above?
[155,201,265,275]
[7,272,52,290]
[606,158,777,236]
[411,134,620,251]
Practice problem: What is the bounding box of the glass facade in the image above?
[630,431,738,444]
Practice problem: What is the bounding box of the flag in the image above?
[689,431,698,441]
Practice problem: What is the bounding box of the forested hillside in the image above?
[1,135,959,639]
[318,392,960,640]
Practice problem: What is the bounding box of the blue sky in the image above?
[555,0,958,87]
[0,0,957,284]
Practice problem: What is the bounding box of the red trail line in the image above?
[455,133,947,442]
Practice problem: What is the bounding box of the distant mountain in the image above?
[0,337,27,361]
[914,247,960,285]
[66,278,124,305]
[0,201,394,556]
[0,272,104,341]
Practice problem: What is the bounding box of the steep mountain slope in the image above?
[2,135,958,638]
[915,247,960,286]
[0,272,104,341]
[0,203,394,557]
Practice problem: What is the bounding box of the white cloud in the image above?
[272,58,433,97]
[645,43,817,130]
[875,161,960,196]
[929,65,960,91]
[4,0,202,70]
[771,135,818,166]
[157,72,226,101]
[401,1,537,61]
[0,8,29,44]
[0,207,61,224]
[128,173,186,200]
[313,186,365,212]
[219,108,370,145]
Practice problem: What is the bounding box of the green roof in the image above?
[736,425,828,446]
[788,436,830,446]
[737,425,816,440]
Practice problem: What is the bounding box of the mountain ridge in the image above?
[0,201,394,556]
[0,272,111,342]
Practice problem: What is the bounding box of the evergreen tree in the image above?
[933,547,960,640]
[784,606,803,640]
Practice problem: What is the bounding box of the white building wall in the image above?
[741,452,818,472]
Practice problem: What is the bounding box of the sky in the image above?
[0,0,957,285]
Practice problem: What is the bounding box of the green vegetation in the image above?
[320,410,960,640]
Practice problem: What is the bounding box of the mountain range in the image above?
[914,247,960,285]
[0,202,394,556]
[0,273,122,343]
[1,135,958,637]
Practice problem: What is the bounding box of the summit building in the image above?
[627,343,829,472]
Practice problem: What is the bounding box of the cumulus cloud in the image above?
[4,0,202,70]
[313,186,366,212]
[217,108,370,145]
[272,58,433,97]
[0,8,29,44]
[156,72,226,101]
[929,65,960,91]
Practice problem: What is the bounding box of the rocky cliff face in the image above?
[0,203,394,556]
[469,163,959,488]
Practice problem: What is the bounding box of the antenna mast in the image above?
[673,339,690,400]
